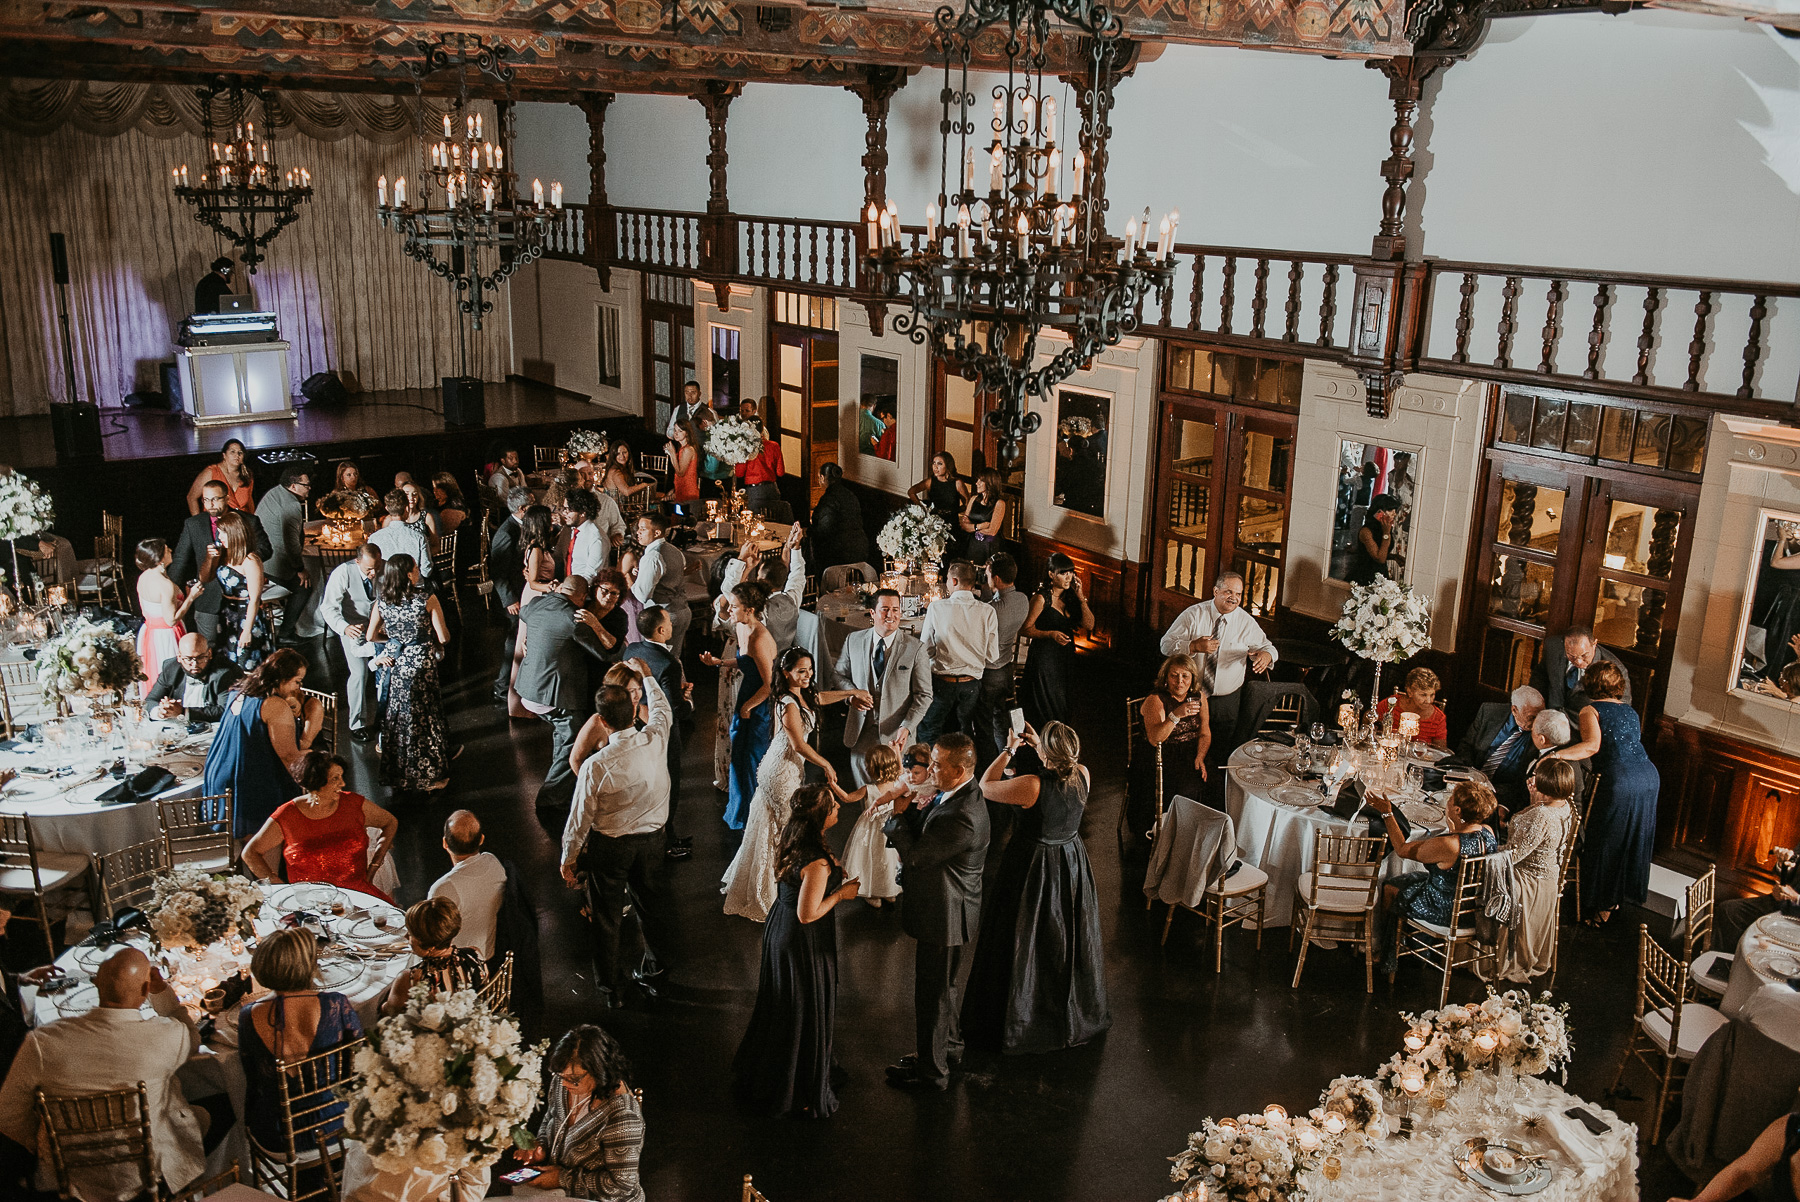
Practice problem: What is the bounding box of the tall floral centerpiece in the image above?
[36,614,143,709]
[706,416,766,508]
[564,428,607,466]
[146,867,263,1000]
[1331,576,1431,715]
[877,504,951,572]
[318,489,377,548]
[0,471,55,598]
[343,986,548,1202]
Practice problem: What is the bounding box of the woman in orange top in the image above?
[665,420,701,503]
[1376,665,1450,748]
[187,438,255,514]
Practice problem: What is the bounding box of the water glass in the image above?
[1310,722,1326,744]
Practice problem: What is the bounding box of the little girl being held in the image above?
[836,741,922,906]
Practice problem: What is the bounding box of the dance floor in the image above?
[313,605,1686,1202]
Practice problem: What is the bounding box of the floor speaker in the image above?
[50,402,103,463]
[161,361,184,413]
[442,376,485,427]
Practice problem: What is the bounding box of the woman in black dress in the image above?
[1759,521,1800,683]
[1021,553,1095,727]
[1125,654,1211,848]
[733,783,860,1118]
[959,468,1008,566]
[908,452,970,557]
[962,721,1110,1055]
[1346,494,1401,586]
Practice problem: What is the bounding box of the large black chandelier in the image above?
[377,35,566,342]
[865,0,1177,465]
[171,83,313,275]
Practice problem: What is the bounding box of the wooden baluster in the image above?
[777,223,787,279]
[1452,272,1477,363]
[1318,263,1338,348]
[1283,261,1303,342]
[655,216,666,266]
[1220,255,1238,335]
[1188,254,1205,331]
[1634,286,1660,385]
[1250,257,1270,339]
[1685,290,1713,392]
[1538,279,1564,374]
[1495,275,1521,369]
[761,223,771,277]
[1741,294,1769,399]
[808,225,820,285]
[1584,283,1611,381]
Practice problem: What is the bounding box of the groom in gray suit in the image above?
[835,589,934,784]
[884,733,990,1091]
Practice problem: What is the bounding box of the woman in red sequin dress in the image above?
[241,750,398,902]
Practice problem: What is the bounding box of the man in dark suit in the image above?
[621,604,695,861]
[145,633,242,723]
[884,733,991,1091]
[517,574,610,812]
[1447,686,1545,812]
[488,487,532,704]
[169,478,272,644]
[1530,626,1631,713]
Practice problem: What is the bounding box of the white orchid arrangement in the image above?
[343,986,548,1176]
[1332,576,1431,665]
[876,504,951,563]
[37,615,143,702]
[706,415,765,466]
[1377,989,1574,1093]
[147,867,262,949]
[1167,1110,1325,1202]
[565,429,607,458]
[0,471,55,542]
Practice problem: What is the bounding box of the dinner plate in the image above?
[50,981,98,1017]
[71,934,153,973]
[266,882,348,915]
[315,957,363,991]
[1401,799,1447,826]
[1271,783,1325,808]
[1408,745,1452,764]
[340,913,407,947]
[1233,765,1288,792]
[1451,1142,1555,1196]
[1751,947,1800,980]
[1241,740,1292,764]
[1762,915,1800,951]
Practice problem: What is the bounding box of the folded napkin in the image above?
[1540,1109,1608,1178]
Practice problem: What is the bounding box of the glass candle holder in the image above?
[1322,1156,1342,1181]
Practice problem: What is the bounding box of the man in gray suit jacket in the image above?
[255,464,312,643]
[835,589,934,784]
[884,734,990,1091]
[517,575,610,812]
[1530,626,1632,713]
[319,544,384,740]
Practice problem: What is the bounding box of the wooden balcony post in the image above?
[577,91,615,288]
[693,80,741,308]
[846,65,903,334]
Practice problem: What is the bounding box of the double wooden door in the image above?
[642,302,695,433]
[773,327,839,507]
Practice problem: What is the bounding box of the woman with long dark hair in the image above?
[203,648,324,840]
[1021,553,1094,727]
[909,451,970,550]
[960,468,1008,565]
[186,437,253,514]
[604,441,655,512]
[733,783,860,1118]
[665,420,701,504]
[213,510,273,669]
[368,553,452,791]
[1347,493,1402,586]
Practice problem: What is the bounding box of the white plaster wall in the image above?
[507,258,641,413]
[837,304,932,498]
[1288,364,1488,649]
[1664,416,1800,754]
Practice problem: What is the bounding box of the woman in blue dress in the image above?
[1369,780,1500,973]
[239,928,362,1149]
[203,649,325,842]
[700,581,778,831]
[1548,659,1661,925]
[212,511,275,670]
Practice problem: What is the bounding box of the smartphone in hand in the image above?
[1009,707,1026,735]
[501,1169,543,1185]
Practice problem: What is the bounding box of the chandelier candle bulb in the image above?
[443,113,452,138]
[990,146,1004,192]
[1043,96,1056,131]
[551,181,563,209]
[957,205,971,257]
[394,175,405,205]
[1015,212,1029,256]
[377,175,387,207]
[1047,148,1060,196]
[964,146,976,191]
[1166,209,1180,258]
[532,178,544,207]
[925,202,938,243]
[866,203,879,247]
[495,145,503,170]
[1124,217,1138,258]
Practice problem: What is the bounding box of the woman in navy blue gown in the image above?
[203,649,324,842]
[1550,659,1660,925]
[701,581,777,831]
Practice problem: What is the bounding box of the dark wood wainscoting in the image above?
[1655,717,1800,899]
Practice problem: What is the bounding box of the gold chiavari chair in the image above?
[478,951,516,1012]
[302,687,338,757]
[1174,823,1268,973]
[0,658,58,738]
[471,514,496,612]
[0,814,89,958]
[1390,851,1504,1009]
[639,451,672,477]
[248,1038,366,1202]
[533,445,562,471]
[157,790,236,873]
[1256,690,1309,737]
[1683,866,1733,998]
[1549,807,1581,984]
[1121,695,1163,870]
[74,514,126,610]
[742,1174,772,1202]
[36,1083,156,1202]
[432,530,461,619]
[1291,832,1388,992]
[1564,772,1600,922]
[174,1162,242,1202]
[1611,923,1729,1144]
[94,838,168,918]
[820,562,876,593]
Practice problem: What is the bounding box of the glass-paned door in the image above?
[1154,404,1221,614]
[1230,416,1292,618]
[773,327,841,506]
[642,302,694,432]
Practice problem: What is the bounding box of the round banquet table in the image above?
[1223,743,1431,928]
[1719,911,1800,1049]
[0,720,208,855]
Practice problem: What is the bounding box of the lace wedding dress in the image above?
[722,695,814,922]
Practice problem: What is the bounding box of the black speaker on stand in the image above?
[442,377,485,427]
[48,232,103,463]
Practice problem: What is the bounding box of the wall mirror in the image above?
[858,354,898,460]
[1053,388,1110,518]
[1329,440,1417,584]
[710,325,740,411]
[1735,512,1800,701]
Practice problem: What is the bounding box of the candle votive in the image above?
[1474,1030,1498,1054]
[1322,1156,1342,1181]
[1400,1074,1424,1096]
[1263,1104,1288,1126]
[1337,703,1356,730]
[1295,1126,1321,1153]
[1398,711,1420,739]
[1321,1113,1346,1136]
[1403,1031,1425,1053]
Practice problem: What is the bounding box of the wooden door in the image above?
[772,328,841,507]
[642,302,695,433]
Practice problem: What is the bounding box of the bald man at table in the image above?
[146,633,243,723]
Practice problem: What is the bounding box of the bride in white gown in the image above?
[722,647,869,921]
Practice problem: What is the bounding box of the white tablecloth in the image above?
[1720,911,1800,1050]
[1223,745,1425,928]
[0,723,208,855]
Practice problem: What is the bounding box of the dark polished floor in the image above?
[325,600,1692,1202]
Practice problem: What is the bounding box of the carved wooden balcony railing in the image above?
[541,203,589,263]
[737,215,862,293]
[1415,259,1800,418]
[1152,244,1371,361]
[611,206,705,274]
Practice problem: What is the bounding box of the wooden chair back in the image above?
[0,814,53,890]
[174,1162,242,1202]
[1259,690,1307,736]
[301,687,338,756]
[742,1174,772,1202]
[158,790,235,869]
[0,659,57,737]
[35,1083,156,1202]
[250,1037,366,1202]
[95,838,168,918]
[1634,922,1692,1030]
[640,452,672,476]
[1447,851,1497,932]
[478,951,515,1012]
[1304,832,1387,910]
[432,530,458,580]
[1684,865,1717,962]
[534,445,562,470]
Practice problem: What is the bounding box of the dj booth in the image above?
[174,308,294,428]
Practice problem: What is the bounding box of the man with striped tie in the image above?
[1448,685,1545,814]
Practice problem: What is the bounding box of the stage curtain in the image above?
[0,79,438,145]
[0,99,515,416]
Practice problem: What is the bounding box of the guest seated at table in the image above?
[1714,847,1800,951]
[432,472,468,535]
[1671,1107,1800,1202]
[1371,780,1500,973]
[397,478,439,540]
[333,459,381,508]
[0,946,213,1199]
[368,489,434,579]
[604,441,656,513]
[1447,685,1544,810]
[430,811,508,963]
[512,1024,645,1201]
[135,537,202,697]
[214,510,274,669]
[489,447,527,503]
[1491,758,1578,983]
[810,462,869,571]
[239,928,363,1150]
[146,632,242,723]
[381,897,488,1014]
[1375,666,1450,748]
[1126,654,1211,847]
[205,649,325,841]
[242,751,397,901]
[185,437,253,515]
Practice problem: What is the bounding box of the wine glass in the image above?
[1311,721,1326,744]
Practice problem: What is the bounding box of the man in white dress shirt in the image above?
[1158,571,1278,758]
[558,489,608,581]
[429,810,507,962]
[918,560,999,746]
[560,665,673,1008]
[367,489,434,578]
[631,512,690,658]
[319,543,384,741]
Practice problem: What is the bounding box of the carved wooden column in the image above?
[577,91,614,287]
[846,66,903,334]
[693,81,740,307]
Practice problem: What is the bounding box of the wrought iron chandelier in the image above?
[377,35,566,342]
[171,83,313,275]
[865,0,1177,466]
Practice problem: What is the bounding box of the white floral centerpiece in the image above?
[36,615,143,704]
[1317,1074,1392,1140]
[343,985,547,1202]
[1059,415,1097,439]
[877,504,951,566]
[1331,575,1431,712]
[706,415,765,467]
[0,471,55,592]
[1167,1110,1326,1202]
[147,866,263,949]
[1377,989,1574,1094]
[564,429,607,460]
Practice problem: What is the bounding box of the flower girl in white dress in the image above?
[840,742,935,906]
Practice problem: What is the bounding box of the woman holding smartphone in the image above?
[512,1025,644,1201]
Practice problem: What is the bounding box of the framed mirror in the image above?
[1053,388,1110,518]
[858,354,898,460]
[1734,513,1800,700]
[709,325,740,411]
[1329,440,1417,584]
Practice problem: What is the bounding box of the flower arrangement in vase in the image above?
[1331,575,1431,714]
[1166,1108,1328,1202]
[0,472,55,595]
[564,429,607,462]
[36,615,143,705]
[148,866,263,950]
[876,504,951,566]
[705,415,765,467]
